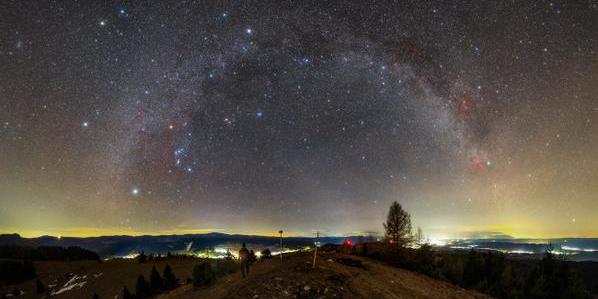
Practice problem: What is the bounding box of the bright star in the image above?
[82,122,89,127]
[131,187,140,196]
[99,20,106,26]
[245,28,253,34]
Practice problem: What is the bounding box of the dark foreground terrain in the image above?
[0,257,193,299]
[160,252,489,299]
[1,251,489,299]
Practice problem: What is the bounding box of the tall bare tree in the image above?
[415,226,424,245]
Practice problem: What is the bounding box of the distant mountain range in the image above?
[0,233,355,258]
[448,238,598,262]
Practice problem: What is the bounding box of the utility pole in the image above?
[312,231,319,269]
[279,230,283,262]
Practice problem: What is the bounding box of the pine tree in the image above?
[162,264,178,290]
[122,286,132,299]
[36,279,45,294]
[137,251,147,263]
[135,274,149,298]
[383,201,412,246]
[192,262,215,287]
[149,266,163,293]
[260,248,272,259]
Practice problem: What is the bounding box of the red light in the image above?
[345,240,352,246]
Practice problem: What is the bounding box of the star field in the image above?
[1,1,598,238]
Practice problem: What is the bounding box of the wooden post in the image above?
[312,231,319,269]
[279,230,283,262]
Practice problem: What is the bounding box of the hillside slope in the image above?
[161,252,490,299]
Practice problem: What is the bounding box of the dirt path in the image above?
[161,252,490,299]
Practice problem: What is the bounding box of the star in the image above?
[3,0,598,244]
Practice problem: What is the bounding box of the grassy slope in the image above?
[160,252,491,299]
[0,258,196,299]
[1,252,491,298]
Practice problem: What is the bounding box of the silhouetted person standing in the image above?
[239,243,250,278]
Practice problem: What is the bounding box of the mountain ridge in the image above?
[0,232,357,257]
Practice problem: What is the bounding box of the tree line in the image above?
[0,245,100,286]
[121,264,178,299]
[358,200,594,299]
[0,245,100,261]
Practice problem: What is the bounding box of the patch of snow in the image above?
[64,275,78,286]
[50,274,88,295]
[5,291,23,297]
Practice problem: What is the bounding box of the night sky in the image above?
[1,1,597,239]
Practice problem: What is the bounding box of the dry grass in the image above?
[1,258,197,299]
[160,252,491,299]
[2,252,491,298]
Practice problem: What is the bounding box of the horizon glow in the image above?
[1,2,598,239]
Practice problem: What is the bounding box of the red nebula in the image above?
[458,95,476,118]
[469,155,486,172]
